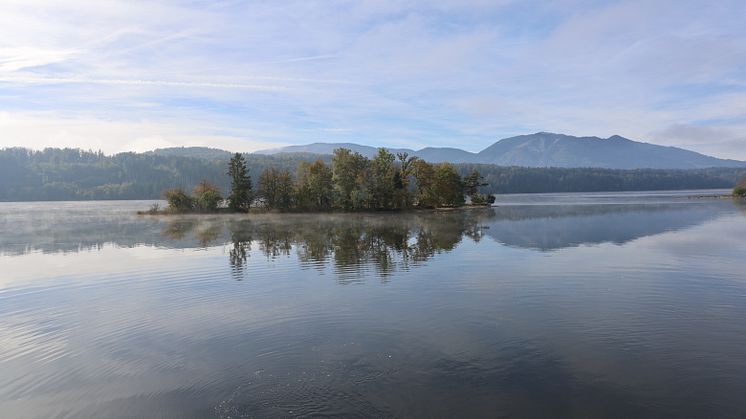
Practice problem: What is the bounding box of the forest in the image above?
[1,147,745,202]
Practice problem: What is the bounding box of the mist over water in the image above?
[1,191,745,418]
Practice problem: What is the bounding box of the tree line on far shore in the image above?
[162,148,496,213]
[3,147,746,202]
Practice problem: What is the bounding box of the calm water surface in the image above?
[1,190,745,418]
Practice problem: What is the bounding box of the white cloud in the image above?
[0,47,80,72]
[0,112,286,154]
[651,124,746,159]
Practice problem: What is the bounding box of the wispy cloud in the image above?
[0,0,744,158]
[0,75,293,91]
[0,47,81,72]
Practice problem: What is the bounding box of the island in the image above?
[141,148,496,214]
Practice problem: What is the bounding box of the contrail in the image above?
[0,75,293,91]
[0,74,356,89]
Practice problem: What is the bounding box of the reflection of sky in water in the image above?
[1,194,746,418]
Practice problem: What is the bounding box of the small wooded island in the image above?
[142,148,496,214]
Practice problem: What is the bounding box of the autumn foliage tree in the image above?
[193,180,222,212]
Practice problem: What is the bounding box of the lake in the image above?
[1,190,745,418]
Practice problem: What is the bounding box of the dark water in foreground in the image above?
[1,190,745,418]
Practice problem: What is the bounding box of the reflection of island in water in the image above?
[156,202,735,278]
[1,200,741,274]
[164,212,488,280]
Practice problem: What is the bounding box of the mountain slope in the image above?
[255,133,746,169]
[476,133,745,169]
[414,147,478,163]
[148,147,233,160]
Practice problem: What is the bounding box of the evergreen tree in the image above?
[227,153,252,211]
[463,170,496,205]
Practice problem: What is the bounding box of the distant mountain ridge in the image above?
[146,146,232,160]
[253,132,746,169]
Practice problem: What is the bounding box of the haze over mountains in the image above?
[253,132,746,170]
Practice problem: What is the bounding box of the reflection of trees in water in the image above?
[256,223,294,259]
[161,219,197,241]
[154,201,739,278]
[161,210,494,280]
[160,218,223,247]
[7,200,738,258]
[735,199,746,214]
[228,220,253,280]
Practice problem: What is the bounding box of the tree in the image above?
[411,159,438,208]
[295,160,334,211]
[370,148,396,209]
[258,168,294,210]
[735,177,746,197]
[331,148,370,211]
[193,180,222,212]
[164,188,194,213]
[433,163,464,207]
[227,153,252,211]
[463,170,496,205]
[394,153,417,209]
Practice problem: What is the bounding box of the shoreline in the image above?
[137,204,495,216]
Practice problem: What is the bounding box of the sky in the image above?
[1,0,745,159]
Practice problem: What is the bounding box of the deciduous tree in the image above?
[295,160,333,211]
[193,180,222,212]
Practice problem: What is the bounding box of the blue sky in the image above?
[1,0,745,158]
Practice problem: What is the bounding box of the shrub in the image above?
[193,180,223,212]
[470,193,496,205]
[164,188,194,213]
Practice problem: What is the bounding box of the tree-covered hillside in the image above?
[1,147,744,201]
[0,148,328,201]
